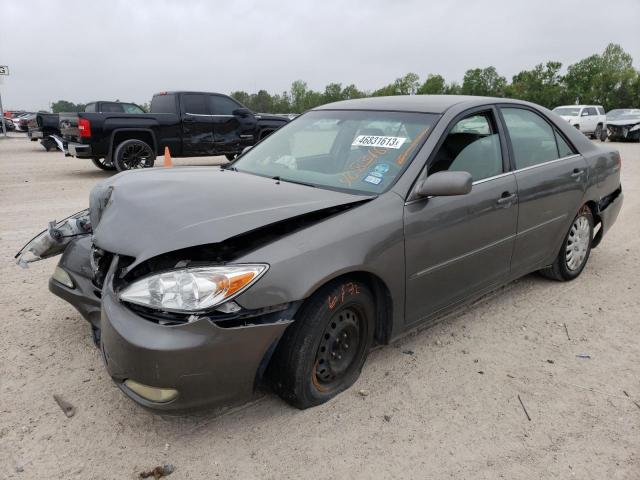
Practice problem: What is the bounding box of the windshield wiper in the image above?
[272,176,317,188]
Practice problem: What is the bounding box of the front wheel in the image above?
[268,280,375,409]
[91,157,116,171]
[113,139,155,171]
[539,206,594,281]
[598,125,607,142]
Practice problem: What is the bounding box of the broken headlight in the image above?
[118,264,268,313]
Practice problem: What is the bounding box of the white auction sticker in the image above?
[352,135,406,149]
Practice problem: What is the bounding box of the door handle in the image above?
[183,116,196,123]
[571,168,585,178]
[496,192,517,206]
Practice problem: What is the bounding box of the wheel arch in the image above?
[109,129,158,159]
[297,270,394,346]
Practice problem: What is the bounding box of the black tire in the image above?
[539,206,594,281]
[225,153,236,161]
[268,280,375,409]
[91,157,116,171]
[91,326,101,348]
[113,139,155,172]
[598,125,607,142]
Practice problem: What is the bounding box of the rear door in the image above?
[499,106,588,278]
[404,107,518,325]
[180,93,215,155]
[581,107,598,133]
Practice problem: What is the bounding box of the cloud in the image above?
[1,0,639,110]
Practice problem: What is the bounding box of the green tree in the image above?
[461,67,507,96]
[507,61,568,108]
[564,43,639,110]
[50,100,86,113]
[417,74,446,94]
[231,90,252,107]
[373,73,420,96]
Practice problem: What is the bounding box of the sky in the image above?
[1,0,639,111]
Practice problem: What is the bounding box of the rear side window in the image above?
[181,94,210,115]
[429,112,503,182]
[123,104,144,114]
[555,131,575,157]
[501,108,559,169]
[209,95,241,115]
[101,103,125,113]
[150,94,177,113]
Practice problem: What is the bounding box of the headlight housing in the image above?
[119,264,268,313]
[630,124,640,132]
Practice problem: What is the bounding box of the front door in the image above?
[499,106,589,277]
[404,109,518,325]
[209,95,258,155]
[181,93,215,155]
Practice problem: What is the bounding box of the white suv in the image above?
[552,105,607,141]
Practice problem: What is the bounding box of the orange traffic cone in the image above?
[164,146,173,168]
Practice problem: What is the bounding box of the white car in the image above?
[552,105,607,141]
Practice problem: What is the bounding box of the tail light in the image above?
[78,118,91,138]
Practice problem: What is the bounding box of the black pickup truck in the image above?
[59,91,290,171]
[29,102,145,152]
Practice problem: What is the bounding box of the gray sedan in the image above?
[17,95,623,412]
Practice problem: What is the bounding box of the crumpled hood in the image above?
[90,167,369,265]
[607,118,640,127]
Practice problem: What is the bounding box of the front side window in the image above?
[501,108,559,169]
[84,103,96,113]
[429,113,503,182]
[210,96,241,115]
[584,107,597,116]
[233,110,438,194]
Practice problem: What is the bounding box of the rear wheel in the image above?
[113,139,155,171]
[91,157,116,171]
[268,280,375,409]
[597,124,607,142]
[539,206,594,281]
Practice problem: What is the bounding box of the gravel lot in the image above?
[0,134,638,479]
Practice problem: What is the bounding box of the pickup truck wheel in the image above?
[539,206,593,281]
[113,139,155,171]
[268,280,375,409]
[91,157,116,171]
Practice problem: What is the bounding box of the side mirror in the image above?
[415,171,473,197]
[581,111,589,116]
[233,108,252,118]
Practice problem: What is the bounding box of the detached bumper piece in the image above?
[67,141,92,158]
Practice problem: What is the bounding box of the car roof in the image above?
[554,105,603,109]
[313,95,537,114]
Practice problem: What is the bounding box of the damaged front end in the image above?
[15,209,92,268]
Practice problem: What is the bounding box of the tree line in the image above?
[51,43,639,114]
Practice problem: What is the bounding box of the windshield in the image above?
[553,107,581,116]
[232,110,438,194]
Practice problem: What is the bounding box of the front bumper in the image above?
[49,237,101,328]
[607,126,640,141]
[100,274,293,412]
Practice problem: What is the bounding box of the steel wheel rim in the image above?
[121,143,153,169]
[313,307,364,391]
[565,215,590,271]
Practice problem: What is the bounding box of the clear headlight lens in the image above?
[630,124,640,132]
[119,264,268,313]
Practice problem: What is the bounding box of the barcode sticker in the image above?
[352,135,407,149]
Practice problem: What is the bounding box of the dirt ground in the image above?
[0,133,638,480]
